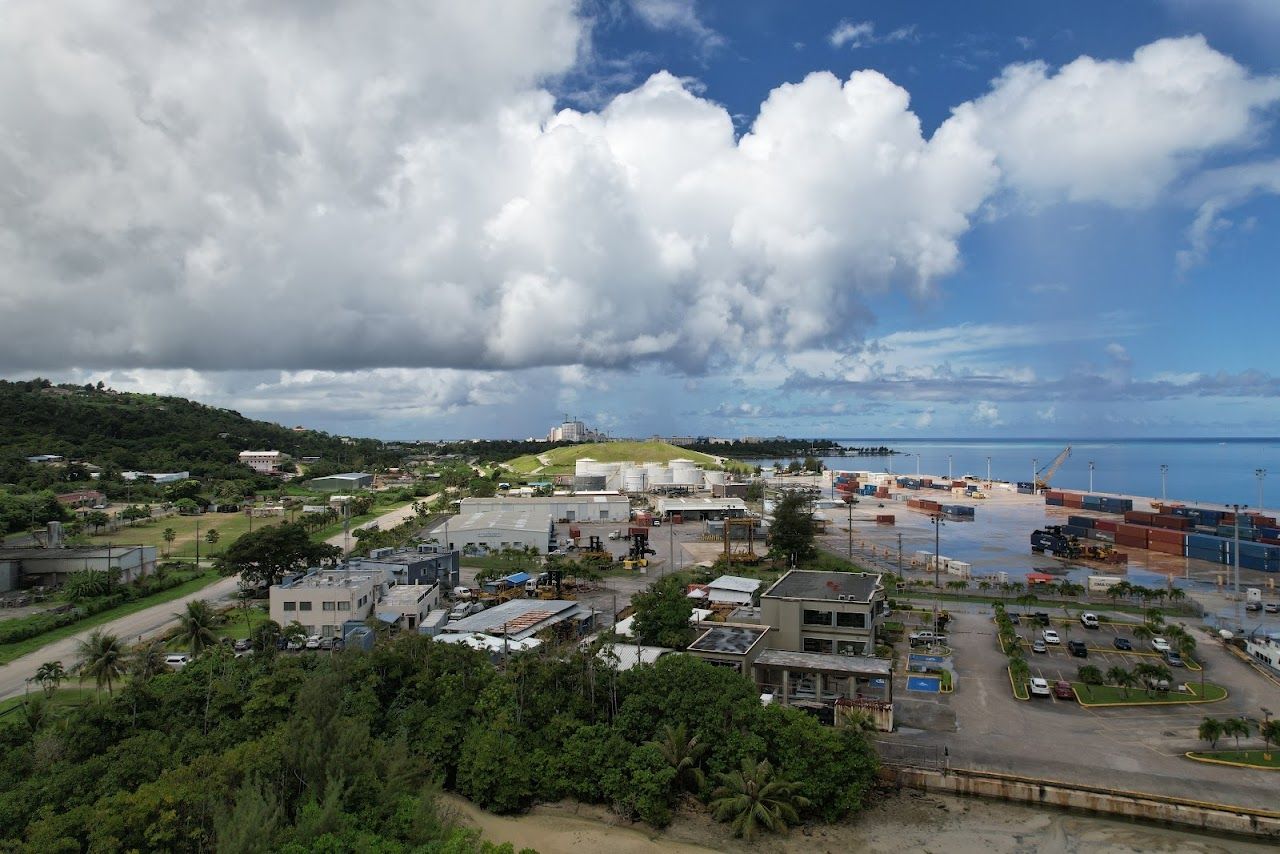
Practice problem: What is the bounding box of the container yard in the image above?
[801,468,1280,628]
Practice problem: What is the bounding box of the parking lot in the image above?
[1007,611,1193,688]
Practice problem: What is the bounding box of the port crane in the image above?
[1034,446,1072,490]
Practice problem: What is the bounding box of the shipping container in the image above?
[1094,519,1119,533]
[1067,515,1096,529]
[1148,539,1186,557]
[1151,514,1192,531]
[1092,530,1116,543]
[1124,510,1155,525]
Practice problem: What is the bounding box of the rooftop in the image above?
[656,497,747,511]
[708,575,762,593]
[0,545,148,560]
[688,625,769,656]
[755,648,892,677]
[314,471,371,480]
[763,570,882,603]
[597,644,673,671]
[452,509,554,533]
[277,568,385,590]
[380,583,436,607]
[444,598,585,640]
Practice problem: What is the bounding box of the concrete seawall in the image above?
[883,766,1280,841]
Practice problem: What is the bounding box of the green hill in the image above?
[505,441,731,475]
[0,379,398,488]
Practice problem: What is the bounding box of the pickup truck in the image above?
[909,631,947,647]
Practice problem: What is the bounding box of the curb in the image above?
[1072,683,1228,708]
[1183,751,1280,771]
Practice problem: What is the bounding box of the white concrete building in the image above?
[459,493,630,523]
[239,450,286,473]
[377,583,440,631]
[448,508,556,554]
[655,497,748,520]
[270,568,388,637]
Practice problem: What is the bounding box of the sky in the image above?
[2,0,1279,440]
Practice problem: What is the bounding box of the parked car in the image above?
[1067,639,1088,658]
[1266,602,1279,614]
[1034,612,1051,626]
[1041,629,1061,644]
[1080,613,1099,629]
[1032,639,1048,654]
[1144,675,1171,692]
[304,635,322,650]
[909,630,947,647]
[1113,637,1133,651]
[286,637,303,651]
[1164,650,1185,667]
[233,638,251,652]
[1053,680,1074,699]
[1151,636,1171,653]
[1009,613,1021,625]
[164,653,190,670]
[1029,677,1051,697]
[1246,602,1263,613]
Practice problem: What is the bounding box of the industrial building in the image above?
[655,497,748,521]
[705,575,762,606]
[308,472,373,491]
[376,582,441,631]
[443,598,593,641]
[347,546,460,589]
[459,493,629,523]
[448,508,555,554]
[0,544,159,591]
[760,570,887,656]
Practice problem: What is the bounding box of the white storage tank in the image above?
[623,470,648,493]
[704,470,727,486]
[575,458,598,477]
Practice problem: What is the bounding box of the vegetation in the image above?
[172,600,218,654]
[1071,681,1226,706]
[73,629,129,695]
[630,575,695,649]
[0,635,878,850]
[681,439,895,460]
[1186,750,1280,769]
[504,441,725,475]
[216,523,342,588]
[768,491,817,565]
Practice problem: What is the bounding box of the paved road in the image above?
[0,501,428,702]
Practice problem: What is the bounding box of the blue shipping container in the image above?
[1067,515,1096,529]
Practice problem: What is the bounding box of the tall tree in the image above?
[162,527,177,557]
[1198,717,1223,749]
[33,660,67,697]
[630,575,694,649]
[647,722,707,795]
[75,629,128,694]
[768,491,816,565]
[173,600,218,655]
[217,523,341,588]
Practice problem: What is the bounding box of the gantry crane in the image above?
[1034,446,1072,490]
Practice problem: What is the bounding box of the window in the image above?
[299,601,313,611]
[837,640,865,656]
[802,637,833,654]
[803,609,832,626]
[282,602,296,612]
[322,601,336,611]
[337,601,351,611]
[303,625,316,635]
[837,611,866,628]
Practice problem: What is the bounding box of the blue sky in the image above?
[2,1,1278,439]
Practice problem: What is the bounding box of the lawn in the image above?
[0,570,224,665]
[504,441,729,475]
[83,511,286,561]
[164,603,270,650]
[311,498,415,543]
[1186,749,1280,769]
[0,686,98,719]
[1071,681,1227,706]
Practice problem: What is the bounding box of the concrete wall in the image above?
[761,597,879,655]
[270,575,380,636]
[887,767,1280,842]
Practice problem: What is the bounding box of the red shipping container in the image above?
[1116,523,1149,537]
[1151,515,1191,530]
[1064,495,1084,508]
[1094,519,1119,533]
[1115,534,1147,549]
[671,514,683,524]
[628,526,649,537]
[1124,511,1154,524]
[1261,536,1280,546]
[569,526,582,539]
[876,488,889,497]
[1149,539,1185,556]
[1148,528,1186,545]
[1045,491,1063,500]
[876,514,895,525]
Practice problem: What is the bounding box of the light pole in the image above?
[847,500,853,562]
[930,514,944,631]
[195,517,200,570]
[1232,503,1245,631]
[916,454,921,476]
[986,456,991,484]
[1160,465,1169,502]
[1088,461,1095,494]
[947,455,953,480]
[1032,458,1038,491]
[1257,468,1267,511]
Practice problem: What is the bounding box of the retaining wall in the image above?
[884,766,1280,841]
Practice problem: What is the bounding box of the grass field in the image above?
[83,512,286,560]
[0,570,224,665]
[504,441,729,475]
[1071,681,1227,706]
[0,686,98,718]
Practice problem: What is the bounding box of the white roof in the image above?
[708,575,762,593]
[597,644,673,671]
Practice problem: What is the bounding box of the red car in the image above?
[1053,680,1074,700]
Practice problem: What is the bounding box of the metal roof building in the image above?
[706,575,762,606]
[443,598,591,641]
[459,493,630,522]
[309,472,373,491]
[449,508,556,554]
[655,497,748,520]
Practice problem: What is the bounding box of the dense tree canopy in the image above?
[629,575,695,649]
[217,523,342,588]
[768,491,817,564]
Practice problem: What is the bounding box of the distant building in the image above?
[56,490,105,508]
[547,418,605,442]
[347,546,460,589]
[445,508,555,554]
[377,583,441,632]
[655,497,747,521]
[459,493,629,523]
[443,598,593,642]
[706,575,762,606]
[239,450,287,473]
[25,454,64,465]
[309,472,373,491]
[0,545,158,592]
[269,567,389,638]
[121,471,190,484]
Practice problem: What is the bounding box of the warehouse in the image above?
[0,544,159,591]
[655,497,748,521]
[459,493,629,523]
[309,472,373,491]
[449,508,556,554]
[443,598,593,641]
[347,546,461,588]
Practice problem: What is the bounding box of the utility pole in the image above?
[897,532,903,575]
[1257,469,1267,511]
[847,500,853,562]
[947,455,953,480]
[1032,458,1038,491]
[1088,461,1095,493]
[931,514,943,632]
[916,454,921,476]
[986,456,991,484]
[1233,503,1244,631]
[195,517,200,570]
[1160,464,1169,502]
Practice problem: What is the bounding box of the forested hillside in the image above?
[0,379,398,487]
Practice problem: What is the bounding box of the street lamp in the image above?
[1032,458,1038,491]
[986,456,991,484]
[1160,464,1169,502]
[916,454,921,476]
[1231,503,1247,631]
[1257,468,1267,511]
[1088,461,1095,494]
[947,455,953,480]
[930,513,945,631]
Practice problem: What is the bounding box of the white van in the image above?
[1080,613,1099,629]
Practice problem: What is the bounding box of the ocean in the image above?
[799,439,1280,509]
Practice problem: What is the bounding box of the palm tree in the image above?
[1260,720,1280,756]
[34,660,67,697]
[205,528,220,554]
[75,629,128,695]
[648,723,708,794]
[1198,717,1223,750]
[1105,666,1132,697]
[709,758,811,840]
[162,527,177,557]
[129,639,170,684]
[173,600,218,655]
[1223,717,1251,749]
[1132,624,1154,646]
[22,696,51,734]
